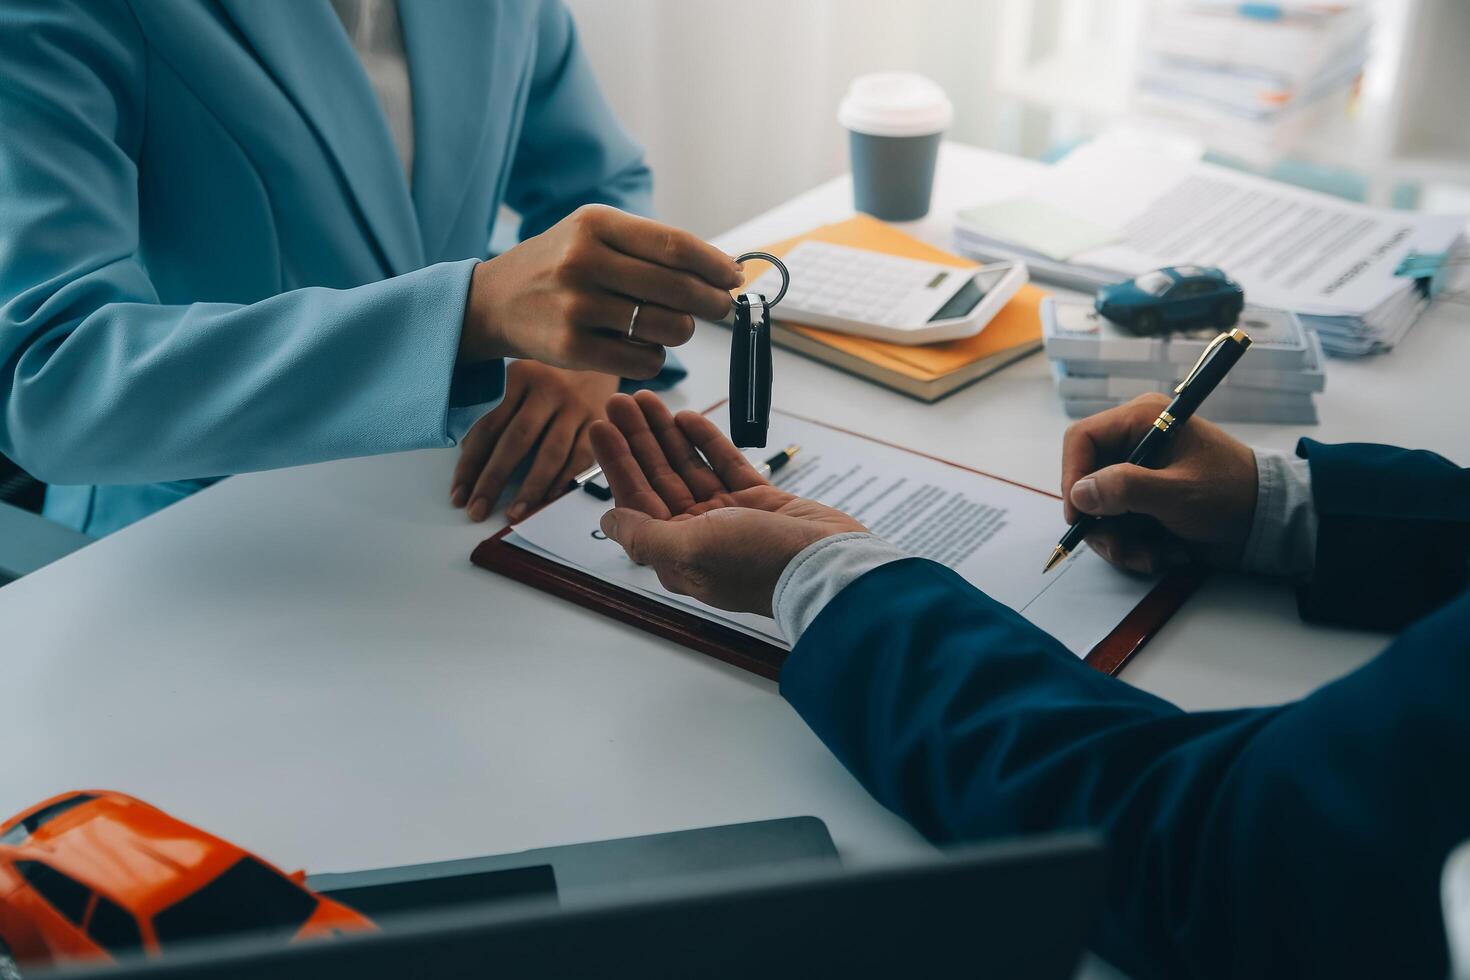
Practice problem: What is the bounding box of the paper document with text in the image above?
[1036,138,1463,318]
[507,408,1159,659]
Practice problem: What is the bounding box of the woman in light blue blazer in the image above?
[0,0,741,536]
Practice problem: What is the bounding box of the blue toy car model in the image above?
[1095,265,1244,336]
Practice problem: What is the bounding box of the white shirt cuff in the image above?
[772,532,911,643]
[1444,840,1470,980]
[1240,448,1318,577]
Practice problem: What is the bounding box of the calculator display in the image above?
[929,267,1006,322]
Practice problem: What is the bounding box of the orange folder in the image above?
[738,214,1046,391]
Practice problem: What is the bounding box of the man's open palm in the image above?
[589,392,866,615]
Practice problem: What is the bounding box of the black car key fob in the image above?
[729,252,789,449]
[730,293,772,448]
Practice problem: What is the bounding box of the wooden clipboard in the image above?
[472,408,1203,681]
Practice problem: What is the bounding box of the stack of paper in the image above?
[1042,298,1325,425]
[955,136,1465,357]
[1131,1,1372,167]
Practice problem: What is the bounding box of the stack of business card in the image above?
[1042,299,1324,425]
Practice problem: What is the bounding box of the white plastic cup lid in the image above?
[838,72,953,138]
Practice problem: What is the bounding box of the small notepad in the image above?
[959,197,1118,262]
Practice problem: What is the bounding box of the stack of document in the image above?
[1130,0,1371,167]
[955,136,1465,357]
[1042,299,1325,425]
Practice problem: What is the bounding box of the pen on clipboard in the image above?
[568,445,802,502]
[755,444,801,478]
[568,461,611,499]
[1043,327,1253,573]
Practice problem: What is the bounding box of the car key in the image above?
[729,252,788,449]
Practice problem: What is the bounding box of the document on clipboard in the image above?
[472,406,1200,681]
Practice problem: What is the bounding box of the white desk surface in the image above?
[2,143,1466,882]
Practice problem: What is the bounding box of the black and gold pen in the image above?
[1043,327,1253,573]
[756,444,801,478]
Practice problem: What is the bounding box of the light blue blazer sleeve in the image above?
[506,0,654,237]
[501,0,685,390]
[0,3,492,488]
[0,0,672,514]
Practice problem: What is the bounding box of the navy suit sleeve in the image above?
[782,557,1470,979]
[1296,439,1470,630]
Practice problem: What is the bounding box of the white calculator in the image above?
[745,241,1028,346]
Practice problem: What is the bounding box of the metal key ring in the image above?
[735,251,789,308]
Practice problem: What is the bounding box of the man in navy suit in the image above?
[587,390,1470,980]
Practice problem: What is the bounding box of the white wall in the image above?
[565,0,1009,236]
[561,1,1468,232]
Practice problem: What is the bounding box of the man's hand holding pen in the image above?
[1047,326,1258,574]
[1059,393,1260,574]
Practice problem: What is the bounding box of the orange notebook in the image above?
[739,215,1046,401]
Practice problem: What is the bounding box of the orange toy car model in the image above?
[0,791,373,974]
